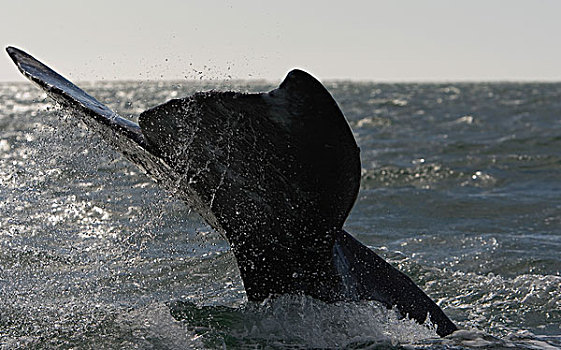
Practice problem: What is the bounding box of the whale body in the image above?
[6,47,457,337]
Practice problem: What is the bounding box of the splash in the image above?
[170,295,437,348]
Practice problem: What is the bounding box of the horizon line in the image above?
[2,76,561,84]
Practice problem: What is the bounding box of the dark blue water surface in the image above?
[0,80,560,349]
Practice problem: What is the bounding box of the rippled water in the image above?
[0,80,560,349]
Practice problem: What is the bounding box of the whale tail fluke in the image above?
[6,46,457,337]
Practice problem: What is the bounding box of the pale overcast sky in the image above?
[2,0,561,82]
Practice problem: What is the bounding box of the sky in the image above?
[2,0,561,82]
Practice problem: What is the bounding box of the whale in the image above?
[6,47,457,337]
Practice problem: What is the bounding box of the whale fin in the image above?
[7,47,457,336]
[269,69,362,230]
[140,70,361,232]
[138,70,456,335]
[5,46,145,147]
[5,46,169,180]
[334,231,458,337]
[139,69,361,238]
[138,70,361,300]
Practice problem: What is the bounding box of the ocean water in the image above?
[0,79,560,349]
